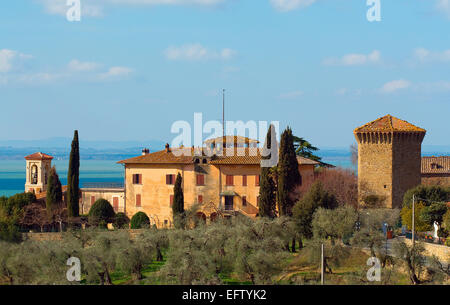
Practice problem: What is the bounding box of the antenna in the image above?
[222,89,225,146]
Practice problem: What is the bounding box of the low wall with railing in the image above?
[22,229,147,242]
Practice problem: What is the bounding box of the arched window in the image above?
[31,165,38,184]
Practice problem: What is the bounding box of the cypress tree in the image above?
[67,130,80,217]
[46,166,62,219]
[258,124,277,218]
[277,126,301,217]
[277,127,301,252]
[172,173,185,228]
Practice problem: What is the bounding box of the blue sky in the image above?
[0,0,449,148]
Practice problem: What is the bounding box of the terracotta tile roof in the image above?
[354,115,426,133]
[204,136,260,145]
[35,185,68,200]
[24,152,54,161]
[117,148,194,164]
[118,147,321,166]
[421,156,450,174]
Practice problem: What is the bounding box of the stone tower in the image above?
[25,152,53,194]
[354,115,426,208]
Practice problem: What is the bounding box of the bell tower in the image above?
[25,152,53,194]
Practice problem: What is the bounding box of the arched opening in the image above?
[196,212,207,223]
[210,212,218,222]
[31,165,38,184]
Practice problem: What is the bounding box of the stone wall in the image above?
[422,174,450,186]
[401,237,450,262]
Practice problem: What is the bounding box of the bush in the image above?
[88,199,115,227]
[130,212,150,229]
[0,222,21,243]
[114,212,130,229]
[403,185,449,208]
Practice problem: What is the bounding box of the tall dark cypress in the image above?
[46,166,62,219]
[258,124,277,218]
[172,173,185,228]
[67,130,80,217]
[277,127,301,217]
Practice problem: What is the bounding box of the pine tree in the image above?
[67,130,80,217]
[172,173,185,228]
[258,124,277,218]
[277,127,301,217]
[46,166,62,219]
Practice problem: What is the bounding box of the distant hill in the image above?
[0,138,166,160]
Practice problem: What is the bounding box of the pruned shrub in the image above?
[130,212,150,229]
[88,199,115,227]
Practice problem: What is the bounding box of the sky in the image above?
[0,0,449,148]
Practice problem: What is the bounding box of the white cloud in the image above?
[68,59,100,72]
[323,50,381,66]
[164,44,236,61]
[0,49,32,73]
[270,0,317,12]
[413,47,450,63]
[98,66,134,79]
[278,90,304,99]
[38,0,227,17]
[38,0,103,17]
[335,88,362,96]
[380,79,411,94]
[436,0,450,19]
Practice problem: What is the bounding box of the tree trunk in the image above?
[156,246,163,262]
[291,238,296,253]
[298,238,303,249]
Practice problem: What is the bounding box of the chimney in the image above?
[165,143,170,153]
[142,148,150,156]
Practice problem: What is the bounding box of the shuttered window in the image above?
[170,195,174,206]
[136,194,141,207]
[133,174,142,184]
[255,175,260,186]
[226,175,234,186]
[198,195,203,204]
[166,174,175,185]
[242,196,247,206]
[113,197,119,212]
[196,174,205,186]
[242,175,247,186]
[90,196,95,205]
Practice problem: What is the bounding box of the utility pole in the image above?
[321,243,324,285]
[412,194,415,248]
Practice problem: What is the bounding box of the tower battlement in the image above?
[354,115,426,208]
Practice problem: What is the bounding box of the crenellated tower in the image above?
[354,115,426,208]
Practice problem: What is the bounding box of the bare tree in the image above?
[350,143,358,166]
[315,167,358,208]
[20,203,49,232]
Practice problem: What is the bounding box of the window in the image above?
[170,195,174,206]
[226,175,234,186]
[90,196,96,205]
[136,194,141,207]
[242,175,247,186]
[196,174,205,186]
[166,174,175,185]
[202,159,207,164]
[195,159,200,164]
[113,197,119,212]
[198,195,203,204]
[132,174,142,184]
[255,175,260,186]
[242,196,247,206]
[257,196,260,205]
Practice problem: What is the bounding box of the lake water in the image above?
[0,154,355,197]
[0,160,124,197]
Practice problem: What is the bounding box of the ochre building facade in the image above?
[118,137,319,227]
